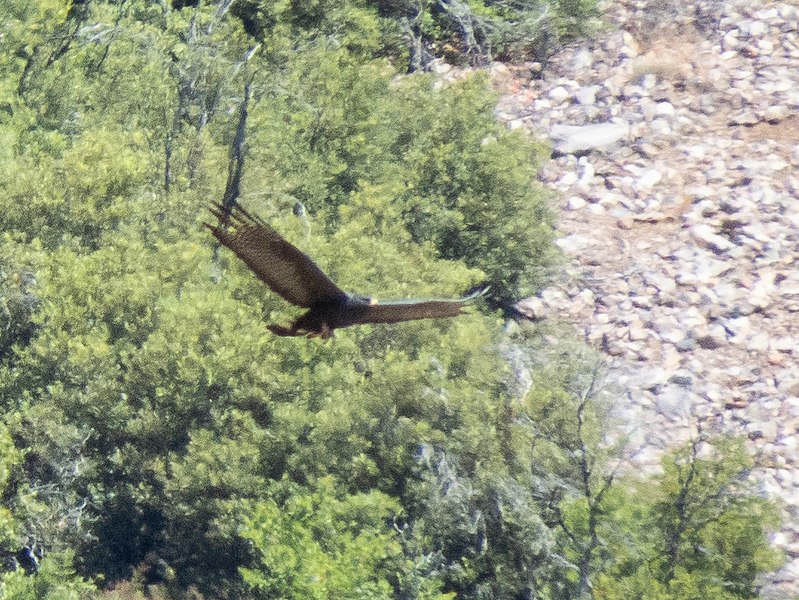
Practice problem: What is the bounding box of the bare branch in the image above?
[436,0,492,66]
[221,80,251,217]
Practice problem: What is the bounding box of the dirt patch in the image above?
[735,114,799,142]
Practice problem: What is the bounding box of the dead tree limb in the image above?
[221,81,251,218]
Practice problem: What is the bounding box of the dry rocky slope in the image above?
[484,0,799,594]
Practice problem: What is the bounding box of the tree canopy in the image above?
[0,1,782,599]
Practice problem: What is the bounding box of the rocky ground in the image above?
[483,0,798,595]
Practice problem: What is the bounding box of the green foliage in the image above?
[592,436,782,600]
[248,53,555,302]
[408,456,556,598]
[0,423,22,546]
[0,1,783,599]
[514,342,637,599]
[653,436,782,597]
[240,477,402,599]
[510,335,783,600]
[0,550,95,600]
[0,235,42,361]
[387,74,556,301]
[219,0,599,68]
[369,0,600,67]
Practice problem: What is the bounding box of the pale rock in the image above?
[748,333,771,352]
[731,111,760,126]
[768,351,786,365]
[548,86,571,103]
[550,121,631,154]
[777,468,794,484]
[679,307,707,330]
[767,156,789,171]
[631,294,653,308]
[781,434,799,449]
[515,297,548,320]
[683,145,707,160]
[749,420,779,440]
[696,323,728,349]
[690,223,735,253]
[772,337,797,353]
[662,348,682,370]
[577,157,595,182]
[597,192,623,207]
[541,288,567,306]
[765,104,791,122]
[747,20,768,37]
[749,278,775,308]
[639,73,657,89]
[654,101,676,117]
[577,288,595,305]
[635,141,659,158]
[572,48,593,71]
[655,385,692,417]
[638,168,663,189]
[431,61,452,75]
[723,30,741,51]
[725,316,752,342]
[771,452,787,468]
[758,39,775,54]
[773,531,791,547]
[755,7,778,20]
[555,233,591,254]
[771,77,794,93]
[558,171,579,186]
[575,86,598,106]
[778,375,799,397]
[647,272,677,294]
[501,3,799,585]
[567,196,587,210]
[649,119,672,135]
[587,203,606,215]
[661,328,687,344]
[575,175,596,197]
[616,215,633,229]
[632,366,670,390]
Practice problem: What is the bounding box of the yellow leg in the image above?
[268,324,301,337]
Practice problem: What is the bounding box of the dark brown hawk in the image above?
[205,204,485,339]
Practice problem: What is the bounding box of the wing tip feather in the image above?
[461,286,490,303]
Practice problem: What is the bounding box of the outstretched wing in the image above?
[357,289,487,325]
[205,203,347,308]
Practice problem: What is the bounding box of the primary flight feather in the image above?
[205,203,485,339]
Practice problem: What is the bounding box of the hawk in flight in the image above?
[206,204,485,339]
